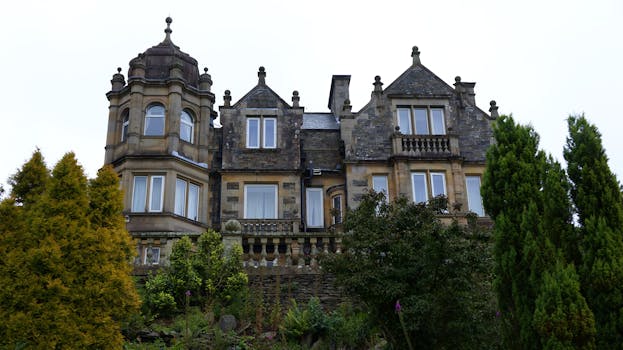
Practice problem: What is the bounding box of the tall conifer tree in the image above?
[0,154,139,349]
[483,116,595,349]
[564,115,623,348]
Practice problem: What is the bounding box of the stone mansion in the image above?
[103,18,497,271]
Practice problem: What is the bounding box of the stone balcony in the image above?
[391,133,459,158]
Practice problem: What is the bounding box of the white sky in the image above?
[1,0,622,191]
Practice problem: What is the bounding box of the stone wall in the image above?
[246,267,345,310]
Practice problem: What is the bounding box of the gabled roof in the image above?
[383,63,455,98]
[230,67,291,109]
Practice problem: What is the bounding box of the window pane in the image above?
[264,118,276,148]
[372,176,388,195]
[430,173,447,197]
[466,176,485,216]
[121,112,129,142]
[150,176,164,212]
[397,108,412,134]
[174,179,187,216]
[414,108,429,135]
[306,188,323,227]
[145,105,165,136]
[247,118,260,148]
[245,185,277,219]
[180,112,193,143]
[332,195,342,224]
[412,173,428,203]
[431,108,445,135]
[144,247,160,265]
[187,183,199,221]
[132,176,147,212]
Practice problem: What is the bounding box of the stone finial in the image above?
[412,46,421,65]
[343,99,352,112]
[292,90,300,108]
[258,66,266,85]
[489,100,499,119]
[110,67,125,91]
[199,67,213,91]
[224,90,232,107]
[163,17,173,43]
[373,76,383,93]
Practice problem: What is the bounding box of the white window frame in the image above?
[174,178,200,221]
[246,116,277,149]
[332,195,343,225]
[131,176,148,212]
[144,104,165,136]
[465,175,485,217]
[246,117,260,148]
[143,246,161,265]
[306,188,324,228]
[430,172,447,198]
[411,172,428,203]
[180,110,194,143]
[148,176,165,212]
[372,175,389,201]
[244,184,278,219]
[121,110,129,142]
[396,106,446,135]
[263,117,277,148]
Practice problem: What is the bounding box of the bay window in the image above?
[144,104,165,136]
[180,110,194,143]
[174,178,200,221]
[132,175,165,212]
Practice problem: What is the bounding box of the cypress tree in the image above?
[483,115,596,349]
[564,115,623,348]
[0,154,139,349]
[482,116,545,348]
[8,148,49,205]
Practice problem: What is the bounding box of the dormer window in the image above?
[180,110,194,143]
[246,116,276,148]
[397,106,445,135]
[120,109,129,142]
[144,104,165,136]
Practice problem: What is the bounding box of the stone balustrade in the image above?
[392,134,458,157]
[223,219,300,236]
[241,235,342,268]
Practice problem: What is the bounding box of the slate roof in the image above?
[383,64,455,97]
[302,113,339,130]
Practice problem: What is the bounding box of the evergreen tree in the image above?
[482,116,546,348]
[0,154,139,349]
[564,114,623,348]
[8,148,49,205]
[483,115,595,349]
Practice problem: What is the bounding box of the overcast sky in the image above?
[1,0,621,192]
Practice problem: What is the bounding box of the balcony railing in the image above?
[241,236,342,268]
[392,133,458,157]
[222,219,300,236]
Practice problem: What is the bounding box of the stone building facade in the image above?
[104,18,497,271]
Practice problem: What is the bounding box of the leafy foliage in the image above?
[0,153,139,349]
[324,191,499,349]
[143,230,248,317]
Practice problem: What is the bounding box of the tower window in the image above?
[180,110,194,143]
[132,175,165,212]
[120,109,129,142]
[144,104,165,136]
[174,178,200,221]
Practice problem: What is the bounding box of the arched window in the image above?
[144,104,165,136]
[180,110,194,143]
[120,109,130,142]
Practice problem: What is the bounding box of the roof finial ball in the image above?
[412,46,421,65]
[164,17,173,41]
